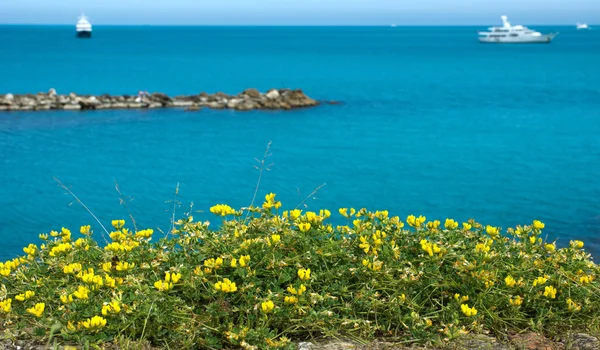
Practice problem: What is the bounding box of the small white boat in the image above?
[576,23,590,30]
[76,14,92,38]
[478,16,558,44]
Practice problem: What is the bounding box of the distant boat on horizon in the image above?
[478,16,558,44]
[576,23,591,30]
[76,14,92,38]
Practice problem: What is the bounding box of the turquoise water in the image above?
[1,25,600,260]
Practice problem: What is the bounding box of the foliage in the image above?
[1,194,599,349]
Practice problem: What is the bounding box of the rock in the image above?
[454,334,511,350]
[111,103,127,109]
[148,103,162,109]
[569,333,600,350]
[48,88,56,97]
[208,102,226,109]
[199,92,208,97]
[510,332,559,350]
[172,101,194,107]
[69,92,77,99]
[243,88,261,98]
[215,92,230,99]
[227,98,243,108]
[151,92,171,104]
[127,103,144,109]
[235,101,256,111]
[266,89,280,99]
[63,104,81,110]
[33,105,50,111]
[185,104,201,111]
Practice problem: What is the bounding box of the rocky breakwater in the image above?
[0,88,321,112]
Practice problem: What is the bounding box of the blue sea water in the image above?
[1,25,600,260]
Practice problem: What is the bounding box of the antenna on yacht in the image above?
[501,15,511,28]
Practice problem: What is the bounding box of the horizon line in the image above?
[0,23,593,26]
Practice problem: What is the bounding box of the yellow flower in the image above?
[60,294,74,304]
[445,219,459,230]
[165,272,182,283]
[115,261,135,272]
[26,303,45,318]
[579,275,592,285]
[305,212,318,224]
[111,220,125,229]
[15,290,35,301]
[23,244,37,256]
[532,277,548,287]
[284,296,299,304]
[543,285,557,299]
[320,209,332,219]
[504,275,517,288]
[214,278,237,293]
[407,215,426,228]
[298,284,307,295]
[509,296,523,306]
[545,243,556,253]
[298,223,311,233]
[475,240,492,253]
[269,234,281,245]
[358,236,370,254]
[80,225,91,235]
[239,255,251,267]
[110,230,127,242]
[0,266,10,277]
[426,220,440,230]
[420,239,442,257]
[80,315,107,330]
[570,240,584,249]
[135,229,154,239]
[73,285,90,299]
[101,300,122,316]
[49,242,73,257]
[39,233,49,241]
[375,210,389,220]
[0,298,12,313]
[74,238,89,250]
[289,209,302,220]
[454,294,469,303]
[61,228,72,242]
[532,220,545,230]
[486,225,500,239]
[261,300,275,314]
[460,304,477,317]
[66,321,76,331]
[529,236,537,244]
[463,222,472,231]
[567,298,581,312]
[63,263,83,275]
[104,274,121,289]
[101,262,113,273]
[154,280,173,292]
[262,193,282,210]
[230,258,238,267]
[298,268,311,281]
[210,204,236,216]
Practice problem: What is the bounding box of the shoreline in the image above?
[0,88,322,112]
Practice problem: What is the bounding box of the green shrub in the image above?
[1,193,599,349]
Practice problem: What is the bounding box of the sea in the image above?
[0,25,599,260]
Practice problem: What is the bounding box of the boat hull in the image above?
[76,31,92,38]
[479,34,557,44]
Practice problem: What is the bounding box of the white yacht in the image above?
[478,16,558,43]
[576,23,590,30]
[76,14,92,38]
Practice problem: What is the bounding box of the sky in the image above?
[0,0,599,25]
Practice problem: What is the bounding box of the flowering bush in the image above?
[0,194,599,349]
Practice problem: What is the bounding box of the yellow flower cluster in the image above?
[115,261,135,272]
[509,296,523,306]
[339,208,356,218]
[407,215,426,228]
[505,275,517,288]
[15,290,35,301]
[63,263,83,275]
[210,204,236,216]
[426,220,440,231]
[420,239,442,257]
[284,296,299,304]
[444,219,458,230]
[287,284,307,296]
[101,300,122,316]
[26,302,45,317]
[135,229,154,239]
[262,193,282,210]
[298,222,311,233]
[362,258,383,271]
[567,298,581,312]
[104,240,140,253]
[298,268,311,281]
[454,294,469,303]
[77,268,104,288]
[112,220,125,229]
[214,278,238,293]
[0,298,12,313]
[261,300,275,314]
[532,276,548,287]
[460,304,477,317]
[154,272,181,292]
[204,257,224,273]
[570,240,585,249]
[486,226,500,239]
[268,234,281,246]
[49,242,73,257]
[543,286,557,299]
[475,240,492,254]
[80,315,107,330]
[73,285,90,300]
[23,243,37,257]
